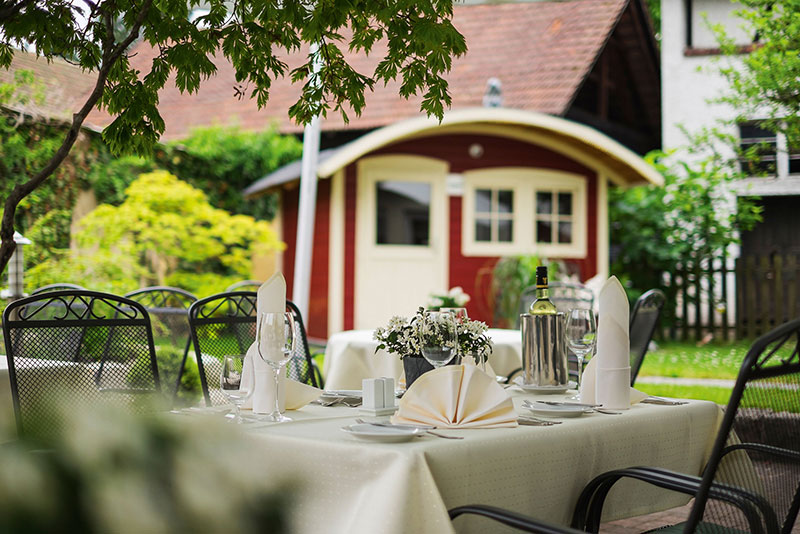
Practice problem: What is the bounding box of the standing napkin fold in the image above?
[580,276,647,408]
[241,273,287,413]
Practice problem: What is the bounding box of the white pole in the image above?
[292,45,322,325]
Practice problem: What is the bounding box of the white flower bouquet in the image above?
[425,286,471,310]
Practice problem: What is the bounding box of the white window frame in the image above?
[461,168,587,258]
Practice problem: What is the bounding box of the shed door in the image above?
[355,155,449,329]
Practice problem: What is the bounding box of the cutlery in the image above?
[526,400,601,408]
[592,408,622,415]
[641,396,689,406]
[517,415,561,426]
[354,418,463,439]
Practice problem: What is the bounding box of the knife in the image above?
[523,400,601,408]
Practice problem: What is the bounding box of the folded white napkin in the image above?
[579,358,647,407]
[580,276,643,409]
[391,365,517,429]
[241,273,321,413]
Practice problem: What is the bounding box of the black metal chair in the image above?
[450,505,584,533]
[224,280,264,292]
[187,292,320,407]
[31,283,86,295]
[571,317,800,533]
[2,290,162,438]
[124,287,198,401]
[629,288,666,386]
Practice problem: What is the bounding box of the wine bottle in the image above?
[529,266,558,315]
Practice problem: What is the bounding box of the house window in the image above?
[376,180,430,245]
[461,168,587,258]
[535,191,574,245]
[474,188,514,243]
[739,121,800,177]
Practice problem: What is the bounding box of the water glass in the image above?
[220,355,253,424]
[420,311,457,369]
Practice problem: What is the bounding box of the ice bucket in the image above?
[520,313,568,386]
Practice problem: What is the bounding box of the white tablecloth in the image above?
[323,329,522,390]
[222,390,722,534]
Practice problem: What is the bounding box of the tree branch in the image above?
[0,0,34,25]
[0,0,154,276]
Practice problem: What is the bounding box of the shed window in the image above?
[376,181,430,245]
[474,188,514,243]
[535,191,574,245]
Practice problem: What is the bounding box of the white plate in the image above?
[341,424,422,443]
[513,377,577,394]
[524,402,592,418]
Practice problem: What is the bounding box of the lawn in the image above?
[637,339,751,380]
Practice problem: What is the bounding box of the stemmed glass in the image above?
[256,311,295,422]
[219,355,253,424]
[565,308,597,400]
[439,307,474,369]
[420,311,458,369]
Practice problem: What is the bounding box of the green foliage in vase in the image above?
[609,132,762,319]
[711,0,800,151]
[374,307,492,364]
[26,171,283,297]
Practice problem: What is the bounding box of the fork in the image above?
[354,418,463,439]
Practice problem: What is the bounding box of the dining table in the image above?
[322,328,524,390]
[186,386,723,534]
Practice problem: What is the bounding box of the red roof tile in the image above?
[87,0,627,140]
[0,50,97,122]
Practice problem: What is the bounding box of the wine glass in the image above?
[256,311,295,422]
[219,355,253,424]
[420,311,457,369]
[565,308,597,400]
[439,307,475,368]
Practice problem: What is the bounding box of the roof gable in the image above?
[86,0,630,140]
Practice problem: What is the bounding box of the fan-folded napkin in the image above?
[579,276,646,409]
[391,365,517,429]
[241,273,322,412]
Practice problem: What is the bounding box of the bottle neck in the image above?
[536,287,550,300]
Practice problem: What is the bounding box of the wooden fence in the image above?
[662,254,800,341]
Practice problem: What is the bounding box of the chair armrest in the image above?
[449,505,584,533]
[571,466,778,534]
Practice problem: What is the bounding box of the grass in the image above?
[637,339,752,380]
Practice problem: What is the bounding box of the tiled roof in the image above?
[87,0,628,140]
[0,50,97,123]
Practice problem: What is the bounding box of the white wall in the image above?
[661,0,745,153]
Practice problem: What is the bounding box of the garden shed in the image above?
[244,108,663,338]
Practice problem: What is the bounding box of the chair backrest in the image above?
[224,280,264,293]
[124,287,198,401]
[2,290,161,438]
[31,283,86,295]
[628,288,666,386]
[686,317,800,534]
[516,281,594,328]
[286,300,321,388]
[187,292,319,406]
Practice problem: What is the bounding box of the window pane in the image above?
[536,192,552,214]
[558,193,572,215]
[498,220,513,242]
[476,189,491,213]
[536,220,552,243]
[558,221,572,243]
[376,181,430,245]
[475,218,491,242]
[497,190,513,214]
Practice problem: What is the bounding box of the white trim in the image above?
[273,191,284,273]
[316,107,662,187]
[327,169,345,336]
[461,168,587,258]
[597,174,610,281]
